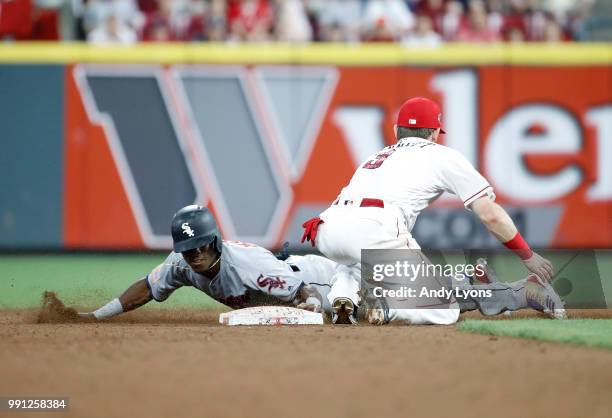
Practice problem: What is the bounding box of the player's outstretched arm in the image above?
[471,197,554,282]
[294,284,323,313]
[79,278,153,320]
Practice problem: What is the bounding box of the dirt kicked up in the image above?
[0,297,610,418]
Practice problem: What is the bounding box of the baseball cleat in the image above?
[362,288,390,326]
[331,297,358,325]
[525,274,566,319]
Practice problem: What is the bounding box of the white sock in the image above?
[92,298,123,320]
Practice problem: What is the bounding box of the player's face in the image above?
[182,243,219,273]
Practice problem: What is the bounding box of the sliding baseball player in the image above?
[79,205,335,320]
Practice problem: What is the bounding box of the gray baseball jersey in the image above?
[146,240,335,310]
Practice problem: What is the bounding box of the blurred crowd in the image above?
[0,0,606,44]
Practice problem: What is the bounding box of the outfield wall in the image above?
[0,43,610,250]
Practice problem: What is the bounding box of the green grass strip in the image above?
[0,254,223,309]
[458,319,612,350]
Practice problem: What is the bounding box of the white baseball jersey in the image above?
[146,240,335,311]
[332,136,495,231]
[315,136,493,325]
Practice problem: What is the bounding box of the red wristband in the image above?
[503,232,533,260]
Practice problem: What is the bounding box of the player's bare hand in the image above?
[297,285,323,313]
[296,302,322,313]
[522,252,554,282]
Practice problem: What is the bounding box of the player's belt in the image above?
[334,198,385,208]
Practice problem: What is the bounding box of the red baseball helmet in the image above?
[396,97,446,134]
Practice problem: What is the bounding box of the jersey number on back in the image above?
[362,148,397,169]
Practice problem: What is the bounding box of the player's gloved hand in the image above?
[522,252,554,283]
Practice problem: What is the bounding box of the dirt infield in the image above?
[1,308,611,418]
